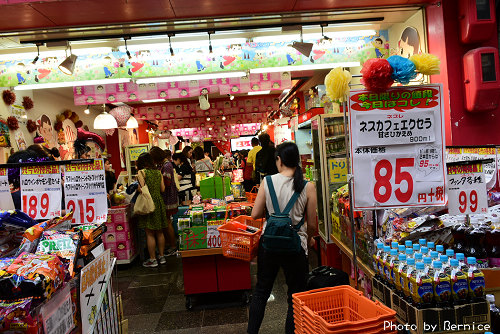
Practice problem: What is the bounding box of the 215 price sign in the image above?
[349,84,447,209]
[64,160,108,225]
[20,165,62,219]
[446,163,488,215]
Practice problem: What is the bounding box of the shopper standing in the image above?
[247,142,317,334]
[136,153,168,268]
[172,152,195,205]
[193,146,213,172]
[254,133,278,182]
[150,147,178,255]
[246,137,261,172]
[182,145,193,166]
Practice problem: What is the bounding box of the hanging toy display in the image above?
[324,67,352,102]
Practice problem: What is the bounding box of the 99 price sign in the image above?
[446,163,488,215]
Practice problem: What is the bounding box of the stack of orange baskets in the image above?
[293,286,397,334]
[217,215,263,261]
[245,186,259,203]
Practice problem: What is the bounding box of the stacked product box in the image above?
[103,205,137,262]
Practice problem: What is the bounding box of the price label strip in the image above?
[446,162,488,215]
[20,165,62,219]
[349,84,447,209]
[207,222,222,248]
[64,160,108,225]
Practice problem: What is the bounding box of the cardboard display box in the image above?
[179,226,207,250]
[372,277,491,334]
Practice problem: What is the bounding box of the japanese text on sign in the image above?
[64,160,107,225]
[445,147,497,190]
[329,158,347,183]
[20,165,62,219]
[0,168,14,210]
[446,163,488,215]
[355,109,435,146]
[349,84,446,209]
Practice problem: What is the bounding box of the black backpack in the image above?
[261,175,307,254]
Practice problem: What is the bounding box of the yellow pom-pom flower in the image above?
[410,53,441,75]
[325,67,352,102]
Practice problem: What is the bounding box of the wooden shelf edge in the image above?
[330,233,375,279]
[179,248,222,258]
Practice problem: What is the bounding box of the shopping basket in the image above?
[293,285,396,334]
[231,215,264,230]
[245,186,259,203]
[217,221,261,261]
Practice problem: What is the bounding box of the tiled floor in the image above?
[116,249,319,333]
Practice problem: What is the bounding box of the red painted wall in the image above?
[426,0,500,145]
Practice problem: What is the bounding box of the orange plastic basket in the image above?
[231,215,264,230]
[293,286,396,333]
[217,221,261,261]
[245,186,259,203]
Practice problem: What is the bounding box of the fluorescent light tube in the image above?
[249,62,360,73]
[142,99,166,103]
[248,90,271,95]
[14,78,131,90]
[136,71,246,84]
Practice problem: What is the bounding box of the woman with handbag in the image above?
[135,153,168,268]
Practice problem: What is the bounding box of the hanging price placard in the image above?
[0,168,14,210]
[207,222,222,248]
[446,162,488,215]
[349,84,447,209]
[64,160,108,225]
[20,165,62,219]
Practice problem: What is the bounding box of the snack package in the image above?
[16,212,74,256]
[0,298,37,333]
[0,210,37,229]
[3,253,65,301]
[79,237,102,257]
[35,230,81,278]
[73,223,106,245]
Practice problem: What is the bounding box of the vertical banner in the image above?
[349,84,446,209]
[0,168,14,210]
[80,249,111,334]
[446,162,488,215]
[20,165,62,219]
[64,160,108,225]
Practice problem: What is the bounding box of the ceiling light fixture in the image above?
[208,31,214,54]
[222,116,226,121]
[206,117,211,121]
[136,71,246,84]
[94,104,118,129]
[288,28,313,57]
[126,115,139,129]
[32,44,41,65]
[168,34,175,57]
[58,43,77,75]
[84,105,90,114]
[248,90,271,95]
[124,37,132,60]
[14,78,131,90]
[142,99,166,103]
[249,62,360,73]
[321,24,332,41]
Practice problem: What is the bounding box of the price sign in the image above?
[41,284,75,334]
[64,160,107,225]
[20,165,62,219]
[446,163,488,215]
[207,223,222,248]
[349,84,446,209]
[0,168,14,210]
[446,147,497,190]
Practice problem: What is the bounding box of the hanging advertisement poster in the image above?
[64,160,108,225]
[20,165,62,219]
[349,84,446,209]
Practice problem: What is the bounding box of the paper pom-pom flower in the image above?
[2,90,16,106]
[410,53,440,75]
[26,119,37,133]
[22,96,34,110]
[324,67,352,102]
[361,58,394,92]
[54,121,63,132]
[7,116,19,130]
[387,55,417,85]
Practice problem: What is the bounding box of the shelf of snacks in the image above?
[330,232,375,279]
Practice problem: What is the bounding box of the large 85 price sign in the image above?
[349,84,447,209]
[64,160,108,225]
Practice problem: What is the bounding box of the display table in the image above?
[179,247,251,309]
